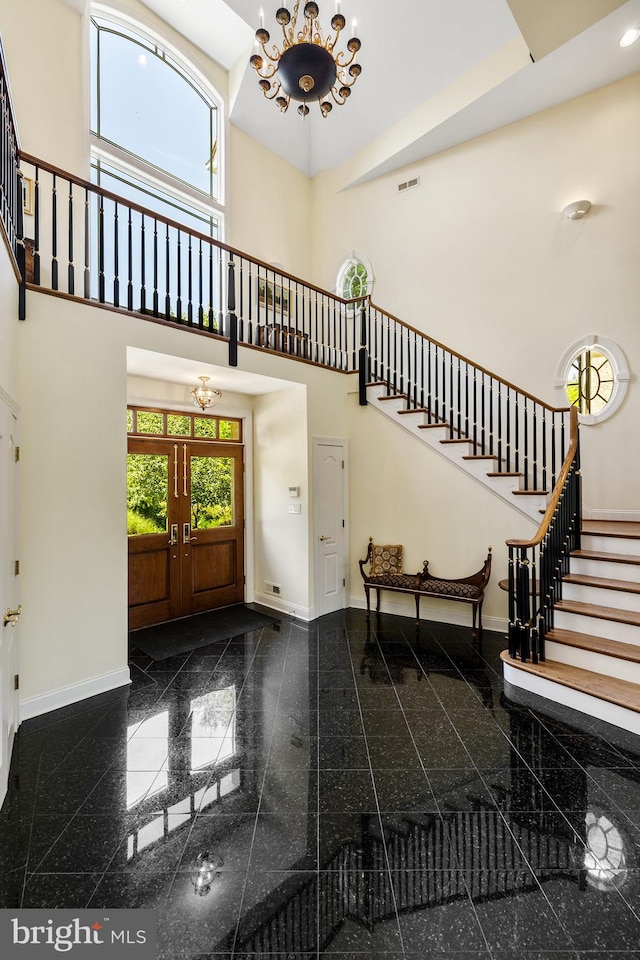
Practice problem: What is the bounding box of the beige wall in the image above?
[311,74,640,513]
[0,242,19,404]
[17,290,350,712]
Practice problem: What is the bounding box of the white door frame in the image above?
[312,436,349,619]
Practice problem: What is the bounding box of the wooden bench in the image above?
[359,538,492,637]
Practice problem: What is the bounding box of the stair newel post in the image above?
[227,253,238,367]
[530,548,539,664]
[358,302,368,405]
[507,547,517,657]
[516,550,531,662]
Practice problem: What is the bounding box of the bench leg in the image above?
[364,586,371,619]
[471,601,483,640]
[415,593,420,625]
[376,589,381,613]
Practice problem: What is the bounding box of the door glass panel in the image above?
[190,455,233,528]
[194,416,217,439]
[218,419,241,441]
[127,453,169,534]
[136,410,164,434]
[127,408,134,431]
[167,414,191,436]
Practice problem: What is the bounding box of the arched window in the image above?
[555,336,629,424]
[337,254,374,303]
[90,12,223,238]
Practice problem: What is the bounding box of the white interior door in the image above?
[0,398,19,806]
[313,438,347,618]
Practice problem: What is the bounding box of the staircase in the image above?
[502,520,640,735]
[366,381,551,523]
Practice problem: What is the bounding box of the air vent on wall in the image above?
[266,580,281,596]
[397,176,420,194]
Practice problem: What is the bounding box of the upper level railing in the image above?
[0,36,22,280]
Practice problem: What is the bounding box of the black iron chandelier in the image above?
[250,2,362,118]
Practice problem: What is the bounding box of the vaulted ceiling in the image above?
[131,1,640,182]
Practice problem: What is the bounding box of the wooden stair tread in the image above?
[377,393,407,402]
[555,598,640,627]
[398,407,428,415]
[440,438,471,445]
[462,454,498,461]
[581,520,640,540]
[512,489,548,496]
[487,471,523,478]
[418,422,449,430]
[546,627,640,663]
[572,548,640,567]
[500,650,640,714]
[564,573,640,595]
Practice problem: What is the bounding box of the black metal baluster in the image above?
[514,392,520,477]
[176,229,182,322]
[208,241,215,330]
[113,200,119,306]
[34,165,41,285]
[152,218,159,317]
[187,234,193,324]
[127,207,133,311]
[533,403,538,491]
[238,257,245,343]
[197,238,204,327]
[497,382,503,472]
[164,223,171,319]
[541,409,547,493]
[67,179,74,295]
[489,377,494,456]
[97,191,104,302]
[139,213,146,314]
[523,397,529,490]
[51,172,59,291]
[228,253,237,366]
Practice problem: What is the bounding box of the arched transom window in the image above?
[90,13,223,237]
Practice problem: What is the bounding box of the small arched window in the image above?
[337,254,374,304]
[90,13,223,237]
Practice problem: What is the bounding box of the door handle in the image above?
[168,523,179,545]
[4,605,22,627]
[183,522,197,544]
[319,535,331,541]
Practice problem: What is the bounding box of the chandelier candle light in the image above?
[250,2,362,117]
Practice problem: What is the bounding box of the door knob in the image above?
[183,523,197,544]
[168,523,179,545]
[319,535,331,541]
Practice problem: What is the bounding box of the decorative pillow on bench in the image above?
[370,544,403,576]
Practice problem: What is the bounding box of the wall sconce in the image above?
[191,850,223,896]
[192,376,222,411]
[562,200,592,221]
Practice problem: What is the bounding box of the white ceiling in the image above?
[127,347,296,395]
[136,0,640,180]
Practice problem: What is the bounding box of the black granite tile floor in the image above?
[3,607,640,959]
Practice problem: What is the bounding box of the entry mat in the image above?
[129,605,279,661]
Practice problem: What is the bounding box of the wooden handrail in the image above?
[369,298,571,415]
[506,405,579,549]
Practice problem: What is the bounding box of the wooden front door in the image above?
[128,437,244,629]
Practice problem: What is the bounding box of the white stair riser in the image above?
[554,609,640,646]
[503,662,640,736]
[563,582,640,613]
[571,557,640,583]
[545,640,640,685]
[580,534,640,557]
[366,388,544,523]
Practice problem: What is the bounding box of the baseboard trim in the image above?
[253,592,313,622]
[348,594,507,635]
[19,667,132,723]
[582,503,640,522]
